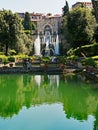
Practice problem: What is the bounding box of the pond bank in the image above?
[0,66,63,74]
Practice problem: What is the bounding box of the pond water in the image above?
[0,74,98,130]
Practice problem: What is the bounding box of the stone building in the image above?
[37,14,62,44]
[36,14,62,56]
[72,2,92,9]
[17,12,62,55]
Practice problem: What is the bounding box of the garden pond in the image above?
[0,73,98,130]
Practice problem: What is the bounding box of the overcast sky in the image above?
[0,0,91,14]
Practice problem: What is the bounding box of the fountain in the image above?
[34,35,41,55]
[55,35,59,55]
[45,39,50,56]
[34,34,60,56]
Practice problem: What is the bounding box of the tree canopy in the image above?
[63,7,97,48]
[0,10,33,55]
[0,10,24,55]
[63,1,69,16]
[92,0,98,22]
[23,12,32,30]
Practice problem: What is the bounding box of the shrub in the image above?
[9,49,16,56]
[0,52,4,55]
[0,55,8,63]
[8,56,15,62]
[81,57,96,67]
[67,43,98,57]
[3,58,8,65]
[41,57,51,63]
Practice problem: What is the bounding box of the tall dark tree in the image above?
[92,0,98,43]
[92,0,98,22]
[23,12,32,30]
[63,1,69,16]
[0,10,23,55]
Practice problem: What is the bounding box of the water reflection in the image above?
[0,74,98,129]
[34,75,41,87]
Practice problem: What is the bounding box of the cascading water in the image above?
[34,35,41,55]
[55,35,59,55]
[34,34,60,56]
[45,39,50,56]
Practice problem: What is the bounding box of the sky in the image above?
[0,0,91,14]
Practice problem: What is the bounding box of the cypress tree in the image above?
[23,12,32,30]
[63,1,69,16]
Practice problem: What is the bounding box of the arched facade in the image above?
[36,15,62,55]
[37,16,61,44]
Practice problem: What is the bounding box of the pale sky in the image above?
[0,0,91,14]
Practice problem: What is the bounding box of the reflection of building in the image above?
[72,2,92,9]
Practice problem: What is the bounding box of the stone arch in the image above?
[43,24,53,34]
[43,24,53,44]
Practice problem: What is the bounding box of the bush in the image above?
[15,54,28,61]
[8,56,15,62]
[0,55,8,63]
[82,57,96,67]
[0,52,4,55]
[3,58,8,65]
[67,43,98,57]
[66,55,78,61]
[41,57,51,63]
[9,49,16,56]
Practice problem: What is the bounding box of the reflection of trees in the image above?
[93,105,98,130]
[0,73,98,129]
[0,75,24,118]
[0,74,60,118]
[59,74,98,122]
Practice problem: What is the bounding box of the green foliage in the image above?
[92,55,98,67]
[63,7,97,48]
[66,55,78,61]
[82,57,96,67]
[67,43,98,57]
[56,56,66,63]
[24,30,31,34]
[8,56,15,62]
[15,32,33,55]
[94,25,98,42]
[63,1,69,16]
[0,55,7,62]
[9,49,16,56]
[2,57,8,64]
[0,9,23,55]
[92,55,98,60]
[0,52,4,55]
[23,12,32,30]
[15,54,28,60]
[92,0,98,22]
[41,57,51,63]
[0,55,16,64]
[0,10,33,56]
[31,22,36,30]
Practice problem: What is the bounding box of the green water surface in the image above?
[0,74,98,130]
